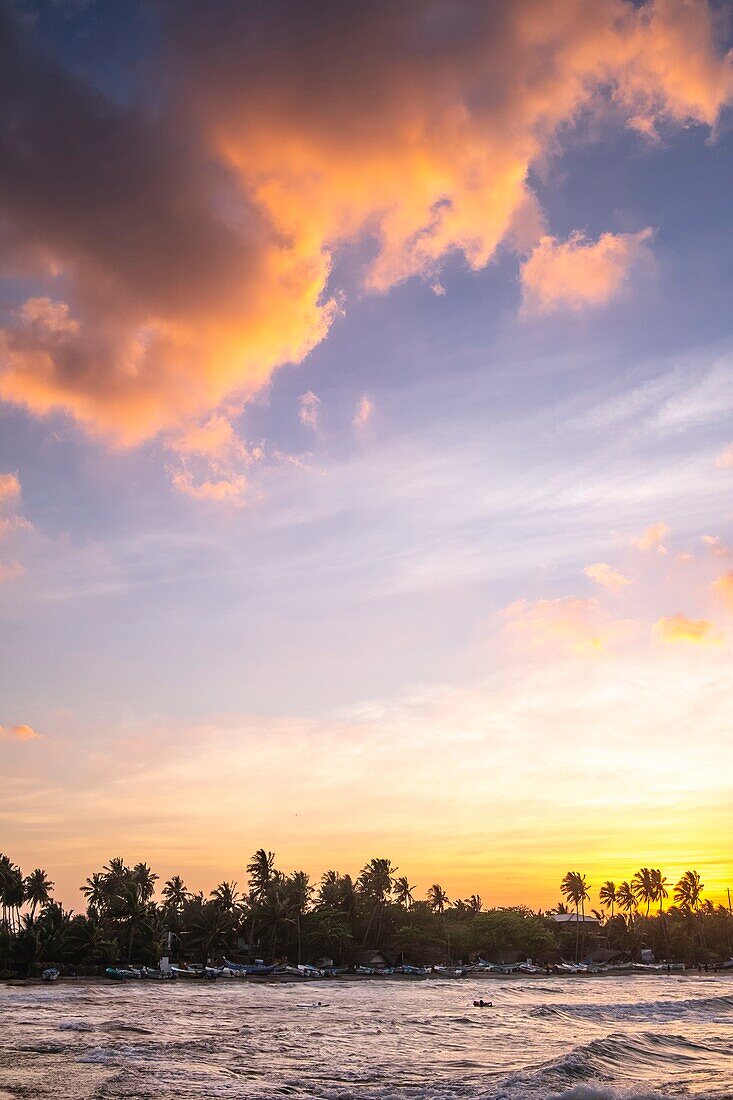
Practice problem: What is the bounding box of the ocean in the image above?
[1,973,731,1098]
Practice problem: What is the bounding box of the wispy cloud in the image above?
[298,391,322,432]
[352,396,374,430]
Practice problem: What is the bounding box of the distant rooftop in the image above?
[550,913,601,925]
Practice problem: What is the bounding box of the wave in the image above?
[539,1030,725,1081]
[529,994,733,1022]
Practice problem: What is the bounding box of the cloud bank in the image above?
[0,0,731,443]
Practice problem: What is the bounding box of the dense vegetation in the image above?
[1,853,731,976]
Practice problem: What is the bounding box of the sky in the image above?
[2,0,733,911]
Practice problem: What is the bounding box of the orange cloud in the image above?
[520,228,653,314]
[632,521,670,551]
[0,472,20,503]
[0,1,731,441]
[0,723,39,741]
[712,573,733,612]
[584,562,633,591]
[653,613,722,645]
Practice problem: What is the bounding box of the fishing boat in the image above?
[41,967,59,982]
[297,963,324,978]
[431,965,468,978]
[223,959,277,976]
[105,966,139,980]
[395,964,430,977]
[169,964,209,979]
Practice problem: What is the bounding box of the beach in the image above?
[1,972,731,1099]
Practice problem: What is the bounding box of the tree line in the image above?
[1,851,731,975]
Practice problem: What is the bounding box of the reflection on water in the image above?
[1,974,732,1098]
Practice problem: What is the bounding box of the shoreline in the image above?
[3,968,731,987]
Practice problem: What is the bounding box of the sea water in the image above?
[0,973,732,1098]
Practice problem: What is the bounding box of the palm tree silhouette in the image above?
[632,867,657,916]
[674,870,707,962]
[246,849,276,958]
[210,881,240,913]
[427,884,450,913]
[393,876,415,908]
[560,871,590,961]
[23,869,54,918]
[616,881,636,926]
[357,858,396,946]
[599,881,617,918]
[162,875,190,911]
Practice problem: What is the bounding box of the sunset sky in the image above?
[2,0,733,910]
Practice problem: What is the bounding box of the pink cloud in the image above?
[584,562,633,591]
[701,534,730,559]
[520,228,653,315]
[352,396,374,430]
[632,521,670,552]
[0,472,21,504]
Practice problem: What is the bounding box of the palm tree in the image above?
[211,881,240,913]
[632,867,658,916]
[651,869,669,914]
[117,881,153,965]
[467,894,483,915]
[189,901,235,966]
[287,871,311,963]
[674,870,707,961]
[357,858,396,946]
[162,875,190,911]
[318,870,340,908]
[616,881,636,926]
[599,881,617,918]
[132,862,158,902]
[427,884,449,914]
[393,876,415,909]
[81,873,107,914]
[246,849,276,957]
[4,863,24,934]
[560,871,590,962]
[24,869,54,917]
[650,869,670,959]
[674,870,704,911]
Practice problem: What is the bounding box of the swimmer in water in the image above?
[473,999,492,1007]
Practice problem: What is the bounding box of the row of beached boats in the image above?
[103,958,692,982]
[104,961,471,981]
